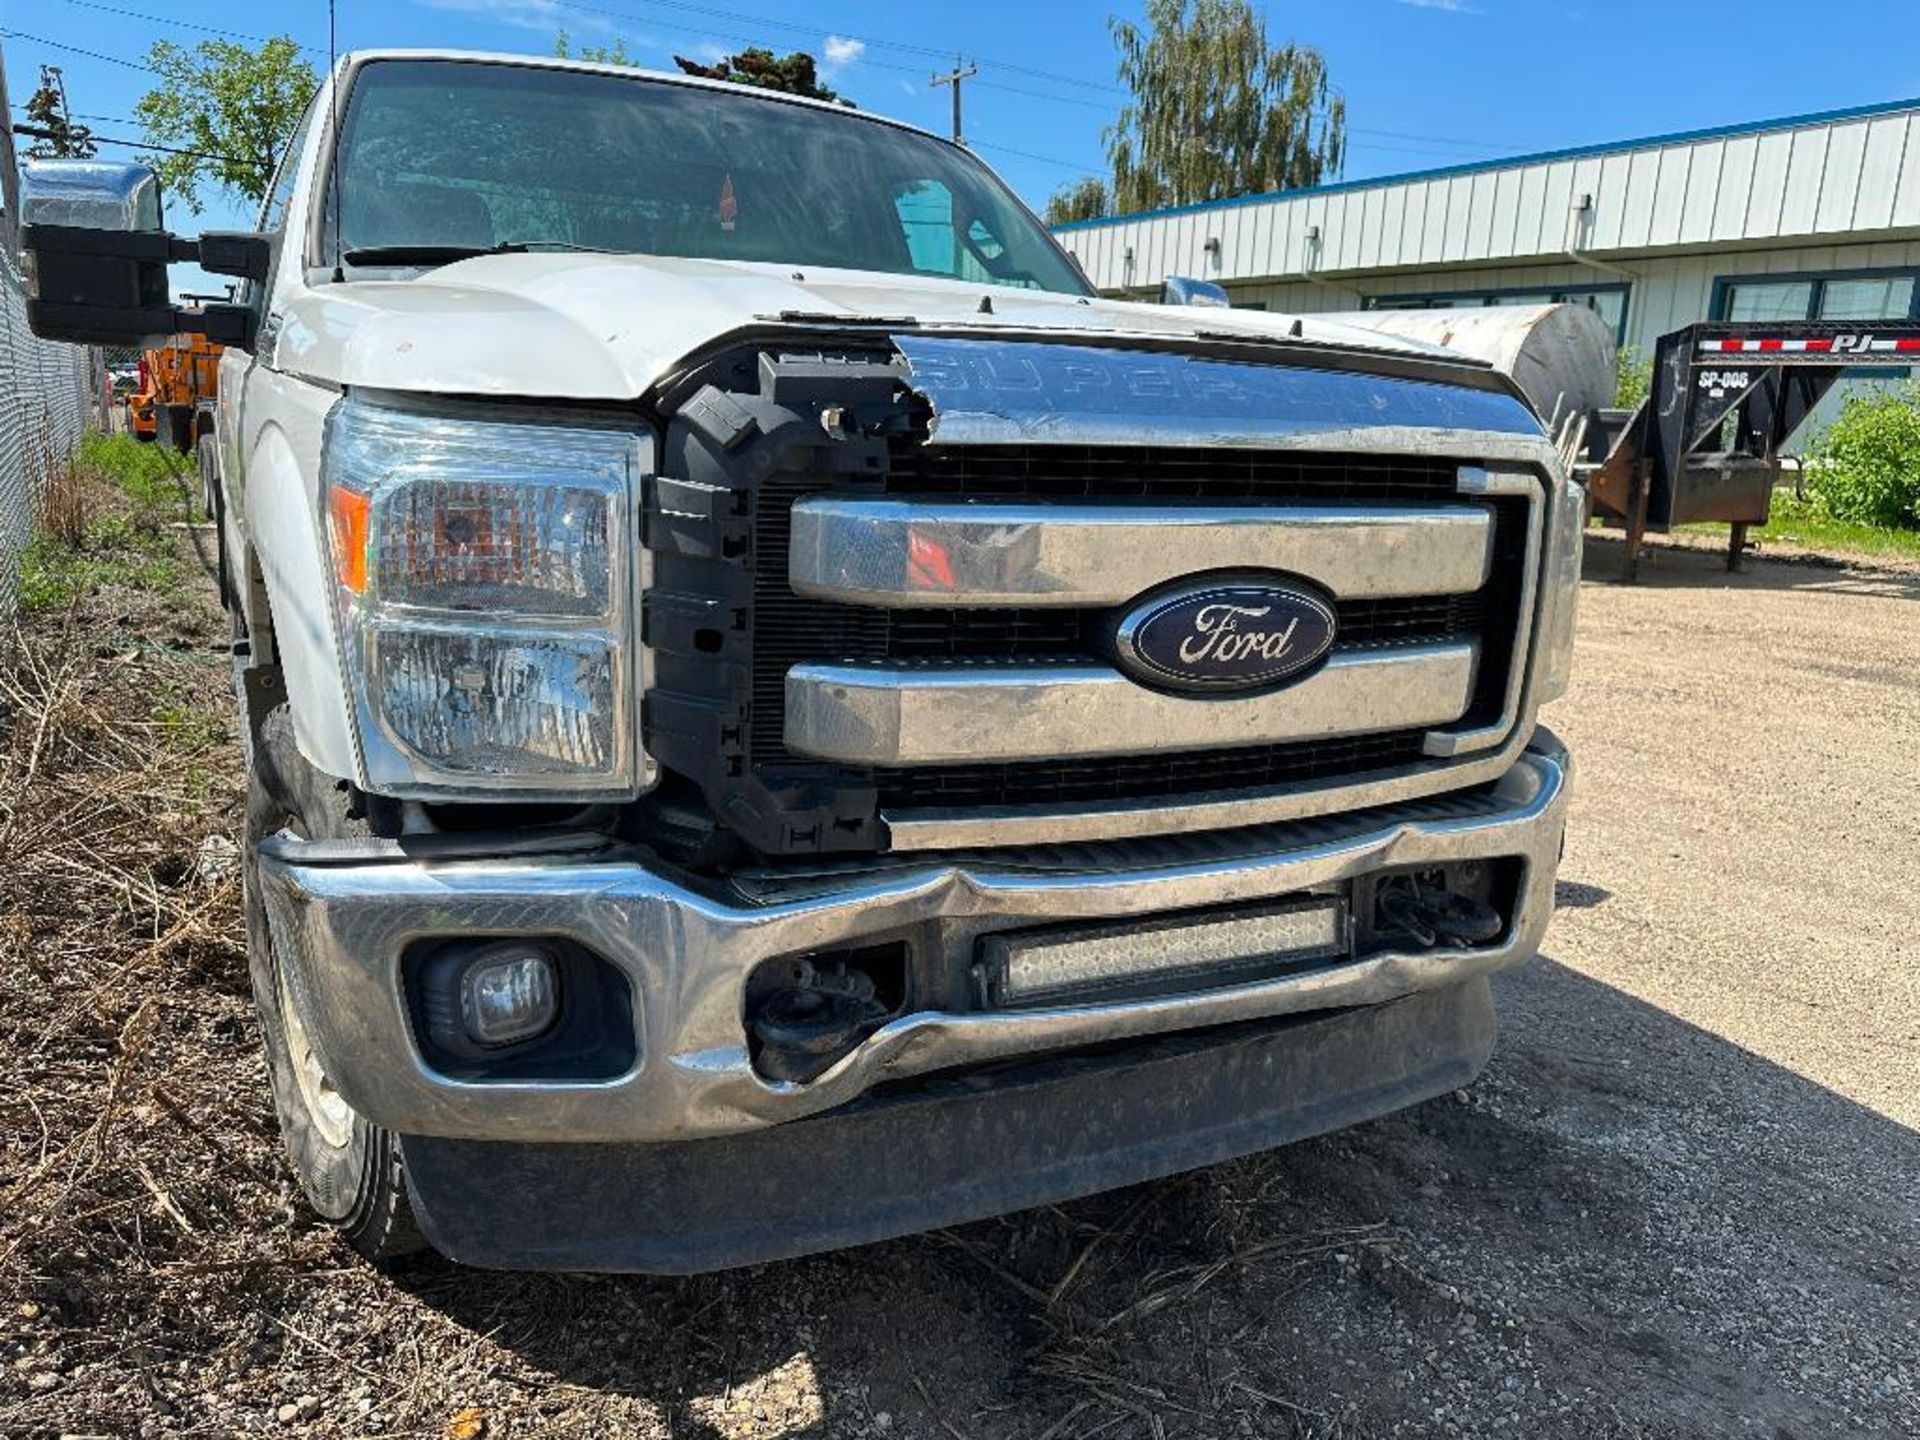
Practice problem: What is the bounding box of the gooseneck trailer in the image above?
[1583,320,1917,579]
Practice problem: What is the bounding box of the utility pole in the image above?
[929,55,977,145]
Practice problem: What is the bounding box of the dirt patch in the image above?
[1597,520,1920,578]
[3,521,1916,1439]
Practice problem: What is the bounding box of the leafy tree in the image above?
[554,29,636,66]
[133,37,317,214]
[22,66,98,159]
[1105,0,1344,213]
[672,48,844,105]
[1044,177,1111,226]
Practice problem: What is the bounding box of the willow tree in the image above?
[1106,0,1344,214]
[1044,177,1111,226]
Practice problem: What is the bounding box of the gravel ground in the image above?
[3,525,1916,1440]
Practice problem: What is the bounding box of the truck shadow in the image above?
[395,959,1920,1439]
[1582,529,1920,600]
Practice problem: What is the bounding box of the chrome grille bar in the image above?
[784,643,1479,767]
[788,501,1495,607]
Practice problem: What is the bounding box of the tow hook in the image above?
[749,959,892,1084]
[1378,881,1505,949]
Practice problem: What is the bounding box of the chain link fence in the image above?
[0,246,98,610]
[2,41,105,614]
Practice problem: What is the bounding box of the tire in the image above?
[243,706,425,1261]
[165,405,195,454]
[197,435,234,611]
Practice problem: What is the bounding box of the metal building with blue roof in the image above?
[1051,96,1920,371]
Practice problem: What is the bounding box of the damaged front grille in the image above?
[642,344,1539,857]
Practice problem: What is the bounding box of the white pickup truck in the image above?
[20,49,1578,1272]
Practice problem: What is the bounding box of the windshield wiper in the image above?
[340,244,494,267]
[340,239,619,268]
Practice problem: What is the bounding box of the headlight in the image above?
[1535,470,1585,705]
[322,397,641,798]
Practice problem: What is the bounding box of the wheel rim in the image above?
[277,966,355,1149]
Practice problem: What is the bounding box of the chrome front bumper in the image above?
[255,737,1570,1146]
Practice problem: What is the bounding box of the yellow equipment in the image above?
[126,327,223,451]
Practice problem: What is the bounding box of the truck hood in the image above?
[272,252,1460,402]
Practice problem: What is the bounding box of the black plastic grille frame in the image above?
[876,730,1433,811]
[882,443,1464,504]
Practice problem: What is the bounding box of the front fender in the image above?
[240,373,362,787]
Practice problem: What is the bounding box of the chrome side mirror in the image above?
[1161,275,1231,308]
[20,160,171,345]
[19,158,269,348]
[22,157,166,231]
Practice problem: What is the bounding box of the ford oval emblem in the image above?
[1114,579,1337,693]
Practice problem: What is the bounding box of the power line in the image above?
[54,0,324,53]
[0,26,157,72]
[973,78,1110,112]
[962,73,1541,158]
[973,138,1102,178]
[7,17,1530,189]
[12,122,259,168]
[541,0,1122,95]
[27,0,1522,159]
[11,104,139,126]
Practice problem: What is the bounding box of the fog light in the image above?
[458,943,560,1047]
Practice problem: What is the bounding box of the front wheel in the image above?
[243,706,424,1261]
[197,435,233,611]
[165,404,195,454]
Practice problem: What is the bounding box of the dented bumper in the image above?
[254,732,1569,1150]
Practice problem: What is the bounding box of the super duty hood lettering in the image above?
[894,333,1544,449]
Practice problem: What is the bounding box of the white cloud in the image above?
[823,35,866,69]
[1395,0,1480,10]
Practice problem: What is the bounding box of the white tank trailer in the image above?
[1335,302,1618,430]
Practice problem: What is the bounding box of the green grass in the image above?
[1680,491,1920,565]
[78,431,196,512]
[151,699,226,754]
[16,512,186,613]
[14,431,204,613]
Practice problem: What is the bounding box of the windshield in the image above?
[324,59,1089,295]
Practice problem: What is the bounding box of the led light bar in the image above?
[978,898,1349,1008]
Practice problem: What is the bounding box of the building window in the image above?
[1713,269,1919,324]
[1363,283,1629,343]
[1722,280,1814,322]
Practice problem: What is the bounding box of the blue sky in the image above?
[7,0,1920,249]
